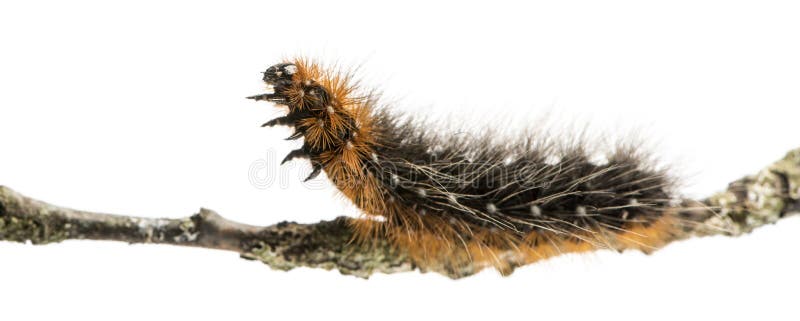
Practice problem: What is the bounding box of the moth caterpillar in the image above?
[248,58,686,275]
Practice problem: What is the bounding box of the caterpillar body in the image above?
[248,59,685,276]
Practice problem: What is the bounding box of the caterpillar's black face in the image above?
[246,62,299,104]
[262,63,296,85]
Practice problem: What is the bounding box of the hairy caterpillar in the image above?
[248,58,687,275]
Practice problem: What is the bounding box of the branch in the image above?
[1,148,798,279]
[0,189,412,278]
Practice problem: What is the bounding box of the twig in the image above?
[1,148,798,279]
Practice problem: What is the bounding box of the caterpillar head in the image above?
[246,62,302,105]
[262,63,297,85]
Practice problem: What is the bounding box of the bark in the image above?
[1,148,798,279]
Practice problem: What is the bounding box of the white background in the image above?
[1,1,799,320]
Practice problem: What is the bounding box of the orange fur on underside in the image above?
[353,206,678,275]
[284,58,679,274]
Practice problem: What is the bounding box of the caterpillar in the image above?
[248,58,686,275]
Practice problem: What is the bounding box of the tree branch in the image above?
[0,188,412,278]
[1,148,798,278]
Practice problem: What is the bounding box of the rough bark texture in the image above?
[1,148,798,279]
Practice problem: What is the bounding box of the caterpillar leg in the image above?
[261,116,292,127]
[285,131,304,140]
[304,163,322,181]
[281,147,309,165]
[246,93,286,104]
